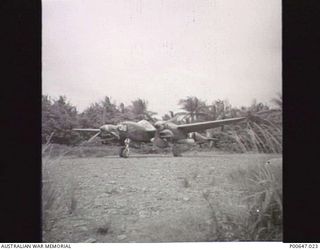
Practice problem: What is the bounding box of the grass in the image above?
[42,161,67,234]
[196,117,282,241]
[211,115,282,154]
[42,140,118,242]
[96,217,112,235]
[202,158,282,241]
[217,117,282,241]
[42,138,80,240]
[68,180,78,215]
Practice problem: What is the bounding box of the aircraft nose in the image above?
[100,125,109,132]
[154,121,164,130]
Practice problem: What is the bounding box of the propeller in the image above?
[72,128,101,143]
[87,131,101,143]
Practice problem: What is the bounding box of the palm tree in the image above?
[178,96,208,122]
[131,98,147,115]
[101,96,114,123]
[131,98,157,121]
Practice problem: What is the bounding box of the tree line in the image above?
[42,95,155,144]
[42,94,282,153]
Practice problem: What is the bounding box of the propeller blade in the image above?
[110,131,120,140]
[87,132,101,143]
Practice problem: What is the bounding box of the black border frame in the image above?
[0,0,42,242]
[1,0,320,243]
[283,0,320,243]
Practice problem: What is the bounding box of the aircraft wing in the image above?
[72,128,100,133]
[177,117,246,133]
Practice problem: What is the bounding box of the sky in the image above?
[42,0,281,117]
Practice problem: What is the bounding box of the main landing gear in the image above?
[119,138,130,158]
[172,143,182,157]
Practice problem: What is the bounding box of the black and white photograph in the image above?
[42,0,282,243]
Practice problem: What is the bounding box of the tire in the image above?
[172,144,182,157]
[119,147,130,158]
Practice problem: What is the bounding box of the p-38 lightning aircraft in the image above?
[73,117,246,158]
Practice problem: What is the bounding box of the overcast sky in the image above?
[42,0,281,117]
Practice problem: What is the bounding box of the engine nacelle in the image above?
[189,132,216,143]
[176,138,195,145]
[152,137,169,148]
[159,129,174,139]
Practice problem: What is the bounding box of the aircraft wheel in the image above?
[172,144,182,157]
[119,147,130,158]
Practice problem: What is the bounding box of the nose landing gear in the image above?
[119,138,130,158]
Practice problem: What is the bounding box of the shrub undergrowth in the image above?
[42,139,79,241]
[203,158,282,241]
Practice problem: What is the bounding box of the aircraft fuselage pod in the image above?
[116,121,156,144]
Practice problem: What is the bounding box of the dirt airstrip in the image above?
[42,152,281,242]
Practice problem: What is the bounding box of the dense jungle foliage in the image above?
[42,94,282,153]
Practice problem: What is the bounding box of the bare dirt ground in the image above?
[42,151,281,242]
